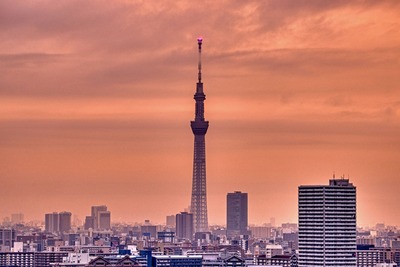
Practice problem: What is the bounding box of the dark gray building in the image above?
[0,229,15,247]
[227,191,248,238]
[59,211,72,233]
[45,212,59,233]
[298,178,356,267]
[175,212,193,240]
[91,205,108,230]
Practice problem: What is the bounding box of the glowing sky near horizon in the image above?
[1,0,400,226]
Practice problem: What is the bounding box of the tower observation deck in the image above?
[190,37,209,233]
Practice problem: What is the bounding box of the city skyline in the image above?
[1,1,400,226]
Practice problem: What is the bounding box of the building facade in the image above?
[226,191,248,238]
[0,251,68,267]
[45,212,60,233]
[0,229,15,248]
[59,211,72,233]
[298,178,356,267]
[91,205,108,230]
[175,212,193,240]
[98,211,111,230]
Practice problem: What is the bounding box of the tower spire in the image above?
[197,37,202,83]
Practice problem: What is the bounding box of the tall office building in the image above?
[59,212,72,233]
[190,37,209,233]
[227,191,248,238]
[91,205,108,230]
[166,215,176,228]
[45,212,60,233]
[98,211,111,230]
[84,216,94,230]
[298,178,356,267]
[45,211,72,233]
[176,212,193,240]
[0,229,16,247]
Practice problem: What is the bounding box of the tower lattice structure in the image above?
[190,37,209,233]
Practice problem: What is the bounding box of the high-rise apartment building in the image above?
[84,216,93,230]
[59,211,72,233]
[0,229,16,247]
[190,37,209,233]
[175,212,193,240]
[45,211,72,233]
[298,178,356,267]
[166,215,176,229]
[45,212,60,233]
[98,211,111,230]
[227,191,248,238]
[91,205,108,230]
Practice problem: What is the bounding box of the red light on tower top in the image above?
[197,37,203,50]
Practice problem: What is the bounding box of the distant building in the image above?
[268,254,298,267]
[84,216,94,230]
[98,211,111,230]
[356,245,384,267]
[298,178,356,267]
[45,211,72,234]
[175,212,193,240]
[10,213,24,225]
[157,231,175,243]
[91,205,108,230]
[59,211,72,233]
[249,226,271,239]
[87,255,140,266]
[141,225,157,239]
[45,212,60,233]
[166,215,176,228]
[265,244,283,258]
[283,232,298,250]
[356,245,400,267]
[227,191,248,238]
[222,255,245,267]
[0,251,67,267]
[0,229,16,248]
[152,255,202,267]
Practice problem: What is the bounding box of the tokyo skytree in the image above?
[190,37,209,233]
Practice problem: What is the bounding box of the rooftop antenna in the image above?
[197,37,203,83]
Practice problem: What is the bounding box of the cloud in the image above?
[1,0,400,224]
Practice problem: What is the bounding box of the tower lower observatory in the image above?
[190,37,209,233]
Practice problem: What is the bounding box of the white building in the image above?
[298,178,356,267]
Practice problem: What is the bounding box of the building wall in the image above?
[45,213,60,233]
[59,211,72,233]
[176,212,193,240]
[298,179,356,267]
[91,205,108,230]
[227,191,248,238]
[98,211,111,230]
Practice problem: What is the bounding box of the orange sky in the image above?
[1,1,400,226]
